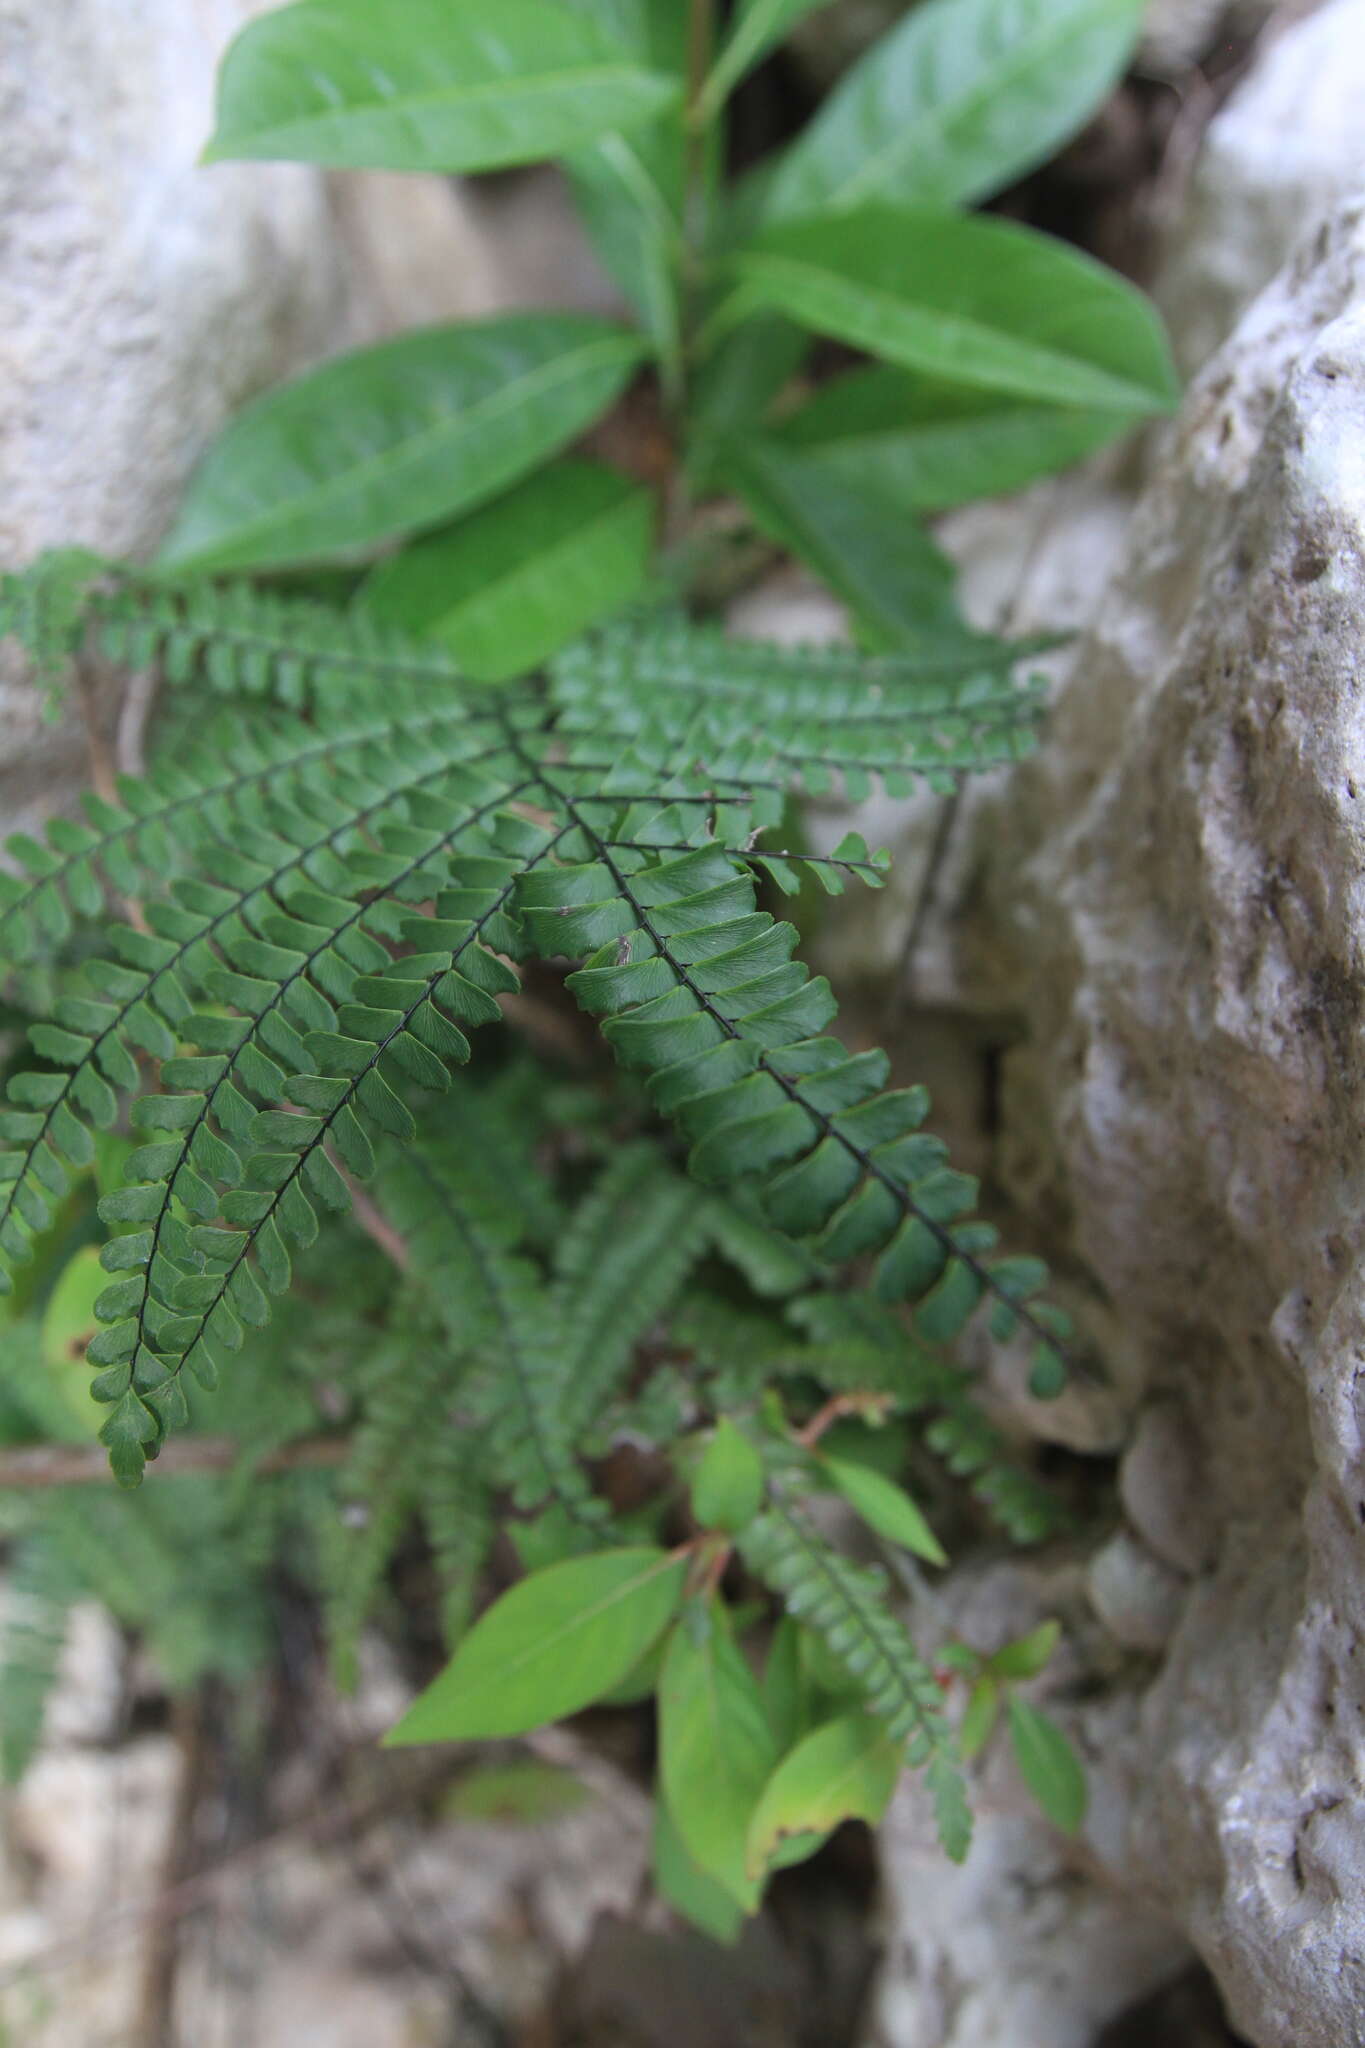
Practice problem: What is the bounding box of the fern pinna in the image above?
[0,552,1075,1865]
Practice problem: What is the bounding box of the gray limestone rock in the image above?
[1155,0,1365,375]
[965,195,1365,2048]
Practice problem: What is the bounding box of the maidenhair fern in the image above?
[0,559,1067,1490]
[0,0,1180,1923]
[0,552,1082,1885]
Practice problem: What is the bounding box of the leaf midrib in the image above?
[171,334,640,570]
[460,1551,681,1697]
[734,250,1154,410]
[429,489,645,648]
[217,62,676,155]
[781,0,1126,212]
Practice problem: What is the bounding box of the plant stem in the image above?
[0,1434,348,1490]
[667,0,720,542]
[685,0,718,211]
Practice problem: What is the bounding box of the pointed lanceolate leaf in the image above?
[653,1793,746,1946]
[361,460,653,681]
[565,2,689,374]
[717,208,1179,416]
[658,1604,780,1910]
[958,1675,1001,1762]
[746,1712,900,1879]
[766,367,1136,514]
[763,0,1144,219]
[689,1418,766,1535]
[159,316,649,575]
[987,1619,1060,1681]
[699,0,835,118]
[204,0,682,174]
[820,1453,947,1567]
[1007,1695,1087,1833]
[719,436,967,655]
[385,1547,687,1745]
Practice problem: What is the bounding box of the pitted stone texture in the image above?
[0,1,339,831]
[1156,0,1365,375]
[969,199,1365,2047]
[1087,1529,1187,1650]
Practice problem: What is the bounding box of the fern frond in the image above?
[1,564,1072,1486]
[373,1138,604,1527]
[0,703,501,971]
[18,1478,276,1690]
[0,1532,80,1782]
[0,552,471,711]
[548,1143,711,1443]
[325,1344,456,1689]
[2,741,558,1481]
[924,1395,1066,1545]
[738,1497,969,1857]
[535,820,1069,1390]
[551,614,1047,798]
[419,1426,497,1649]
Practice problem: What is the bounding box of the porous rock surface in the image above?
[943,194,1365,2048]
[0,0,337,832]
[1155,0,1365,375]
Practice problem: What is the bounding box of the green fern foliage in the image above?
[0,1531,82,1782]
[738,1499,970,1854]
[0,551,1080,1870]
[0,553,1067,1488]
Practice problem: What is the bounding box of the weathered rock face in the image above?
[0,0,336,830]
[1155,0,1365,375]
[954,196,1365,2048]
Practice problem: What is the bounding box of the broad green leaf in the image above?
[689,1418,766,1534]
[769,367,1136,512]
[1007,1695,1087,1833]
[568,141,684,374]
[360,461,653,681]
[557,0,653,42]
[987,1619,1060,1681]
[658,1603,780,1908]
[958,1675,1000,1762]
[764,0,1144,219]
[716,208,1180,416]
[565,2,689,377]
[928,1750,973,1863]
[762,1616,816,1753]
[204,0,681,173]
[385,1547,687,1744]
[159,317,648,576]
[699,0,836,119]
[820,1453,947,1566]
[719,436,970,654]
[746,1712,900,1879]
[594,1629,668,1707]
[688,318,810,487]
[653,1791,745,1944]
